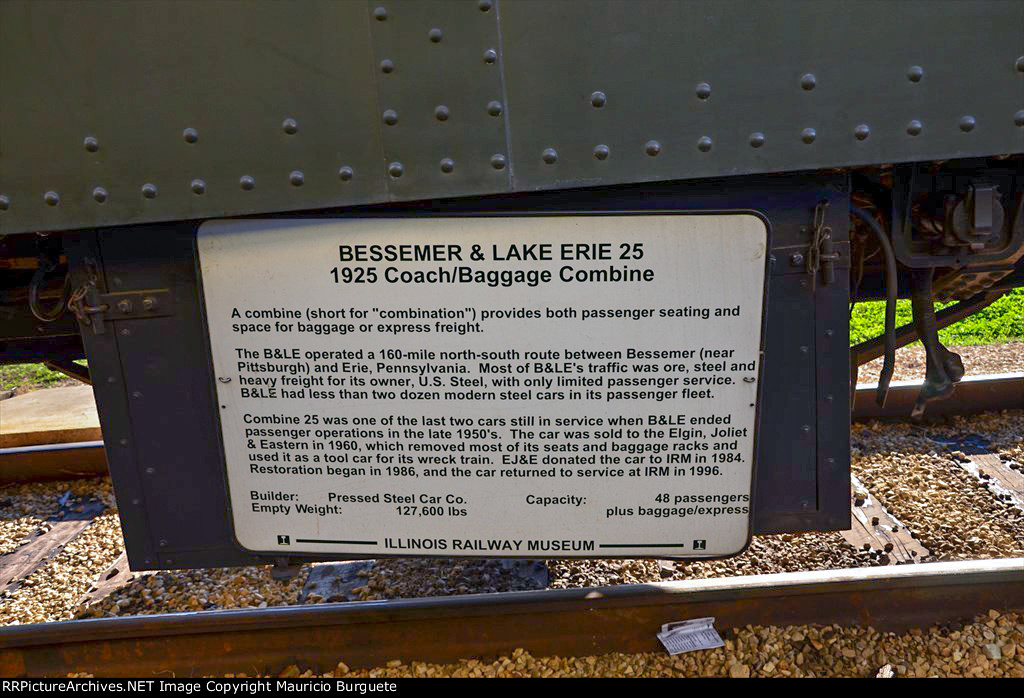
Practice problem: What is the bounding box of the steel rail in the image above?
[853,372,1024,420]
[0,440,107,484]
[0,558,1022,677]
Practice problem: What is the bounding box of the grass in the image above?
[0,362,84,395]
[850,288,1024,347]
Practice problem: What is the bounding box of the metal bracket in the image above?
[69,286,173,335]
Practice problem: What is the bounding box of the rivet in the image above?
[44,191,60,206]
[388,162,404,178]
[801,127,816,144]
[800,345,809,353]
[487,101,502,117]
[696,136,712,152]
[132,498,139,505]
[428,28,442,43]
[854,124,871,140]
[1016,56,1024,72]
[644,140,661,156]
[542,148,558,164]
[800,73,816,90]
[190,179,206,195]
[490,154,506,170]
[590,91,606,108]
[440,158,455,173]
[92,187,108,203]
[749,132,765,148]
[434,105,450,121]
[117,299,132,313]
[83,136,99,152]
[483,49,497,64]
[382,109,398,125]
[132,390,143,399]
[158,538,167,546]
[380,59,395,74]
[1015,110,1024,127]
[183,127,199,144]
[120,328,130,336]
[825,329,834,338]
[107,376,116,383]
[907,65,924,82]
[119,438,129,446]
[802,424,811,433]
[141,183,158,199]
[479,0,492,10]
[0,195,8,211]
[593,144,609,160]
[338,166,354,181]
[373,6,386,21]
[282,118,298,135]
[695,82,711,100]
[289,170,304,186]
[959,115,976,132]
[906,119,923,136]
[240,175,255,190]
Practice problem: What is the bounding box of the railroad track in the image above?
[1,373,1022,677]
[1,558,1022,677]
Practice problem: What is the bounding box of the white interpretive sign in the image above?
[197,214,767,558]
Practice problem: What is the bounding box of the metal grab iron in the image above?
[909,268,966,417]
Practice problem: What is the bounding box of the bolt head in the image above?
[907,65,924,82]
[749,132,766,148]
[644,140,661,156]
[282,118,298,135]
[906,119,923,136]
[490,154,507,170]
[92,187,108,203]
[801,127,816,144]
[388,162,404,178]
[483,49,497,64]
[800,73,816,90]
[440,158,455,173]
[117,299,133,313]
[289,170,304,186]
[141,183,158,199]
[593,144,609,160]
[183,127,199,143]
[590,91,607,108]
[83,136,99,152]
[338,166,354,181]
[959,115,976,132]
[44,191,60,206]
[434,105,450,121]
[854,124,871,140]
[697,136,712,152]
[240,175,255,190]
[541,148,558,164]
[695,82,711,100]
[191,179,206,195]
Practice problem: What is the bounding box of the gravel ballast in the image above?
[857,342,1023,385]
[263,609,1024,678]
[0,410,1020,624]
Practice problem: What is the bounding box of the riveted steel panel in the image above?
[368,0,513,199]
[499,0,1024,191]
[0,0,387,233]
[2,0,1022,236]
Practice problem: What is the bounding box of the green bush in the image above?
[850,288,1024,346]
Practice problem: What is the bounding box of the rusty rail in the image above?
[853,372,1024,420]
[1,558,1022,677]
